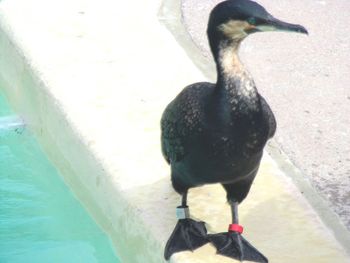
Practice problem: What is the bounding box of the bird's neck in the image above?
[215,42,259,111]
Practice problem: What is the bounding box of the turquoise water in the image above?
[0,91,120,263]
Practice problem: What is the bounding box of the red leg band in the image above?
[228,224,244,234]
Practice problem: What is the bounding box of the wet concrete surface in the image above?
[181,0,350,230]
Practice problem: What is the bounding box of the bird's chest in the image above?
[204,107,269,160]
[205,80,269,157]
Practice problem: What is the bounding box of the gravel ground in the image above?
[181,0,350,230]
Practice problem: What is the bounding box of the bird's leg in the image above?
[230,201,239,223]
[164,191,209,260]
[229,201,244,234]
[182,191,187,206]
[228,201,245,259]
[176,191,189,218]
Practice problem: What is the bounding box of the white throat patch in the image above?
[218,46,259,110]
[218,20,250,40]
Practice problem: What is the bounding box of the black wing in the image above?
[259,94,276,139]
[161,83,214,164]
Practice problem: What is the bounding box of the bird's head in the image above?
[207,0,308,56]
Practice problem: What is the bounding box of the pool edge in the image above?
[0,9,165,263]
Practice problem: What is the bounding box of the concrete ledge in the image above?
[0,0,349,262]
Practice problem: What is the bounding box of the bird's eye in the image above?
[247,17,256,25]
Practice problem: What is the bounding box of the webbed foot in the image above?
[164,218,209,260]
[209,230,268,263]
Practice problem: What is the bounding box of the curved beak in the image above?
[256,16,308,35]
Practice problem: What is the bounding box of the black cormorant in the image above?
[161,0,307,262]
